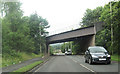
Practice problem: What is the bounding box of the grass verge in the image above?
[2,52,43,67]
[111,54,120,61]
[13,60,43,72]
[0,57,1,68]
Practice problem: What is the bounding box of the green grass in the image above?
[2,52,43,67]
[13,60,43,72]
[0,57,2,68]
[111,54,120,61]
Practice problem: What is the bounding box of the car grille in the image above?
[98,56,106,58]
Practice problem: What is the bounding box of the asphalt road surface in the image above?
[33,55,118,72]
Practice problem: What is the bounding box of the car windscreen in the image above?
[67,51,71,52]
[89,47,107,53]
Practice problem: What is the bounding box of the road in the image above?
[33,55,118,73]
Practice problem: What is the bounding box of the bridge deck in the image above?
[47,25,96,44]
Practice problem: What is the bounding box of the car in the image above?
[65,49,72,55]
[65,51,67,55]
[67,51,72,55]
[84,46,111,65]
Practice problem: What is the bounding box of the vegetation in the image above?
[111,55,120,61]
[13,60,43,72]
[2,52,43,67]
[48,1,120,59]
[50,46,54,55]
[61,42,72,53]
[0,56,1,67]
[1,2,49,67]
[99,1,120,55]
[72,1,120,55]
[1,1,119,68]
[81,7,103,27]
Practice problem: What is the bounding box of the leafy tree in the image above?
[0,17,2,54]
[61,42,72,53]
[61,43,65,53]
[72,6,104,54]
[81,7,103,27]
[79,1,120,55]
[28,13,49,54]
[95,29,111,52]
[50,46,54,55]
[2,2,35,55]
[99,1,120,54]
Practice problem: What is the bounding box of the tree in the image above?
[2,2,35,54]
[72,7,104,54]
[79,1,120,55]
[81,7,103,27]
[29,13,49,54]
[61,43,65,53]
[61,42,73,53]
[99,1,120,54]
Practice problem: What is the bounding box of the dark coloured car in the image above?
[84,46,111,65]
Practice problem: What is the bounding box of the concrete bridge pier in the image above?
[73,34,95,54]
[45,43,50,57]
[89,35,95,46]
[84,35,95,51]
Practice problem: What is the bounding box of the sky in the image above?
[20,0,111,35]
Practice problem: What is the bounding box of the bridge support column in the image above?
[89,35,95,46]
[46,43,50,57]
[77,35,95,52]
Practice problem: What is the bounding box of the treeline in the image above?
[60,42,84,55]
[73,1,120,55]
[2,2,49,56]
[59,1,120,55]
[61,42,72,53]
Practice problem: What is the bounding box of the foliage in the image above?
[81,7,103,27]
[95,29,111,52]
[2,51,43,67]
[2,2,49,54]
[61,42,72,53]
[13,60,43,72]
[61,43,66,53]
[111,54,120,61]
[50,46,54,55]
[28,13,49,54]
[73,1,120,55]
[51,44,61,50]
[2,2,35,54]
[72,6,104,55]
[2,2,49,67]
[72,39,87,55]
[99,1,120,54]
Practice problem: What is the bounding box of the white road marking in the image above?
[72,59,77,63]
[80,64,95,72]
[68,56,95,73]
[66,56,77,63]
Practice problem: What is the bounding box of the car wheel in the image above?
[88,58,92,65]
[85,59,87,63]
[107,61,111,64]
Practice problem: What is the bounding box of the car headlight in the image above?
[107,55,111,57]
[92,55,98,58]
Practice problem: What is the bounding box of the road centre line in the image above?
[70,57,95,73]
[72,59,77,63]
[80,64,95,72]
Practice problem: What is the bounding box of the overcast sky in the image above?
[20,0,111,35]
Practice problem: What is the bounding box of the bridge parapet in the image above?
[47,25,96,44]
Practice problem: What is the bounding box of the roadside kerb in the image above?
[26,56,52,73]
